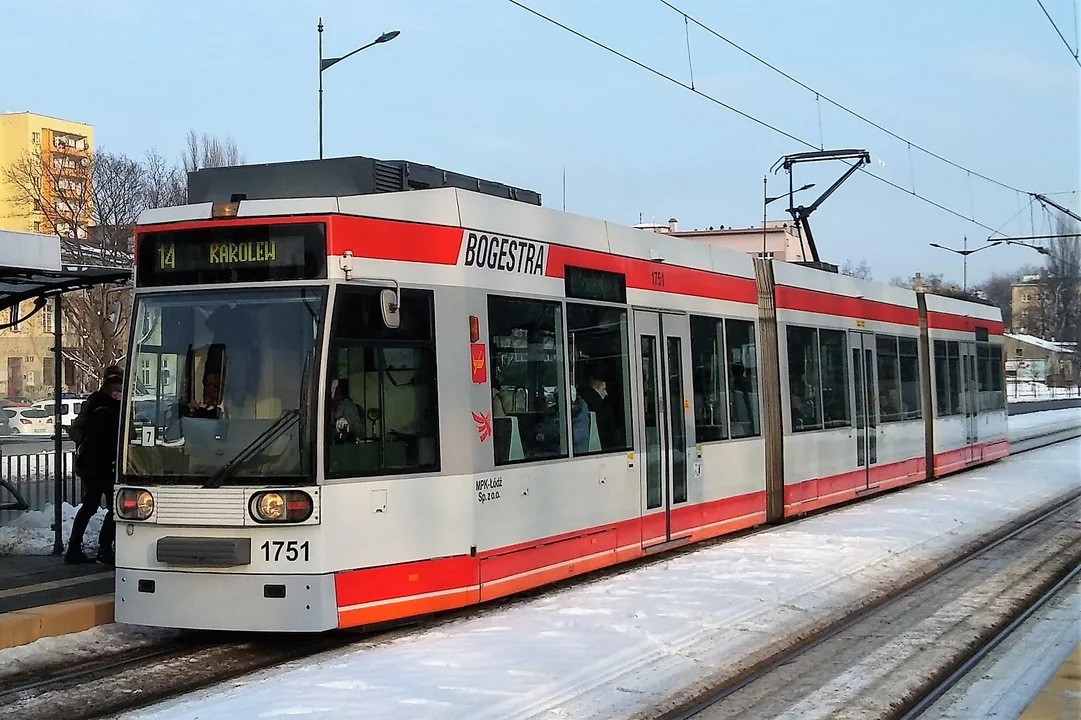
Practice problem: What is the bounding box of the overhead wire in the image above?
[657,0,1035,194]
[504,0,1012,236]
[1033,0,1081,66]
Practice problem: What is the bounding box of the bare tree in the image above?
[1042,218,1081,343]
[183,130,244,173]
[4,147,93,240]
[143,149,187,207]
[840,259,873,280]
[975,271,1022,331]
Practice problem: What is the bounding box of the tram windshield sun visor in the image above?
[122,287,325,486]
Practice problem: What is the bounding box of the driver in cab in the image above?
[330,377,363,442]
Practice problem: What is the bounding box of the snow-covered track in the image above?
[653,492,1081,720]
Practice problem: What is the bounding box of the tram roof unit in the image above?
[187,155,542,206]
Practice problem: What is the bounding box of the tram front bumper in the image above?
[115,568,339,632]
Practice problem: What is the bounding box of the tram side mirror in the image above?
[380,289,400,330]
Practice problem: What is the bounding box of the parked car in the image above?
[6,407,54,435]
[31,398,85,427]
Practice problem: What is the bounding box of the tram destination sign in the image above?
[136,223,327,286]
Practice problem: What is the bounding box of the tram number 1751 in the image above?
[260,540,311,562]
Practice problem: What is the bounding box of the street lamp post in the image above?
[318,19,400,159]
[928,236,1003,291]
[762,178,814,257]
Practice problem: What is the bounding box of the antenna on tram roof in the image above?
[562,166,566,212]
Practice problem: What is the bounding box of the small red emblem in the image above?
[472,411,492,442]
[470,343,488,384]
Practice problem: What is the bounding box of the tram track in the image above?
[648,490,1081,720]
[898,560,1081,719]
[2,429,1075,719]
[0,631,375,720]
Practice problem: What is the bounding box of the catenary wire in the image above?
[505,0,1009,235]
[1033,0,1081,66]
[657,0,1037,194]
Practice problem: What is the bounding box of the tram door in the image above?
[849,331,879,490]
[959,342,980,461]
[634,311,693,548]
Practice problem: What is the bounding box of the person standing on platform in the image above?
[65,366,124,565]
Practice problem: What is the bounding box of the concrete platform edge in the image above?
[0,594,114,650]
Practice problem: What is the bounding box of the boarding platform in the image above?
[0,554,113,649]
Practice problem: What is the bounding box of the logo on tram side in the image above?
[472,411,492,442]
[461,231,548,276]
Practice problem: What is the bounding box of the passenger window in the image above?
[819,329,850,428]
[487,296,568,464]
[898,337,922,420]
[977,343,993,412]
[326,288,440,477]
[786,325,823,432]
[990,344,1005,410]
[725,319,760,438]
[876,335,902,423]
[934,340,950,417]
[690,316,729,442]
[946,341,962,416]
[567,304,632,454]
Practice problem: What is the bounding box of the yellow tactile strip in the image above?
[1020,643,1081,720]
[0,595,113,650]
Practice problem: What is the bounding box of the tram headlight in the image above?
[257,493,285,520]
[249,491,313,523]
[117,488,154,521]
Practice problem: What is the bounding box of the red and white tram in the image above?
[114,163,1007,632]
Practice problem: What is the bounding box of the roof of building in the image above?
[1005,333,1077,354]
[0,230,128,312]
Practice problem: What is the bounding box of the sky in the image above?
[1,0,1078,286]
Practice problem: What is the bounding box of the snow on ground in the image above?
[125,440,1081,720]
[0,502,105,555]
[922,576,1081,720]
[0,623,182,684]
[1006,406,1081,436]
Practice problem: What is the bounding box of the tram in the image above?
[114,160,1007,632]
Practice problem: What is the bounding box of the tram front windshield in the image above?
[122,287,325,485]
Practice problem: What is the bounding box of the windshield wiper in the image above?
[202,409,301,489]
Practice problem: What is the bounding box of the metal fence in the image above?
[1006,381,1081,400]
[0,446,78,526]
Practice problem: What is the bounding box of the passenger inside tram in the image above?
[572,364,619,452]
[329,377,363,442]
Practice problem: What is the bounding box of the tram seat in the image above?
[493,416,525,463]
[587,412,601,453]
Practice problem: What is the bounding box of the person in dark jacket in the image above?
[65,366,124,565]
[575,365,622,451]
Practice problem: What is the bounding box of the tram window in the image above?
[946,341,962,416]
[934,340,950,417]
[689,316,729,442]
[725,319,760,438]
[786,326,822,432]
[567,304,632,454]
[990,344,1005,410]
[898,337,922,420]
[977,343,993,412]
[325,288,439,478]
[876,335,902,423]
[819,329,850,429]
[487,296,568,464]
